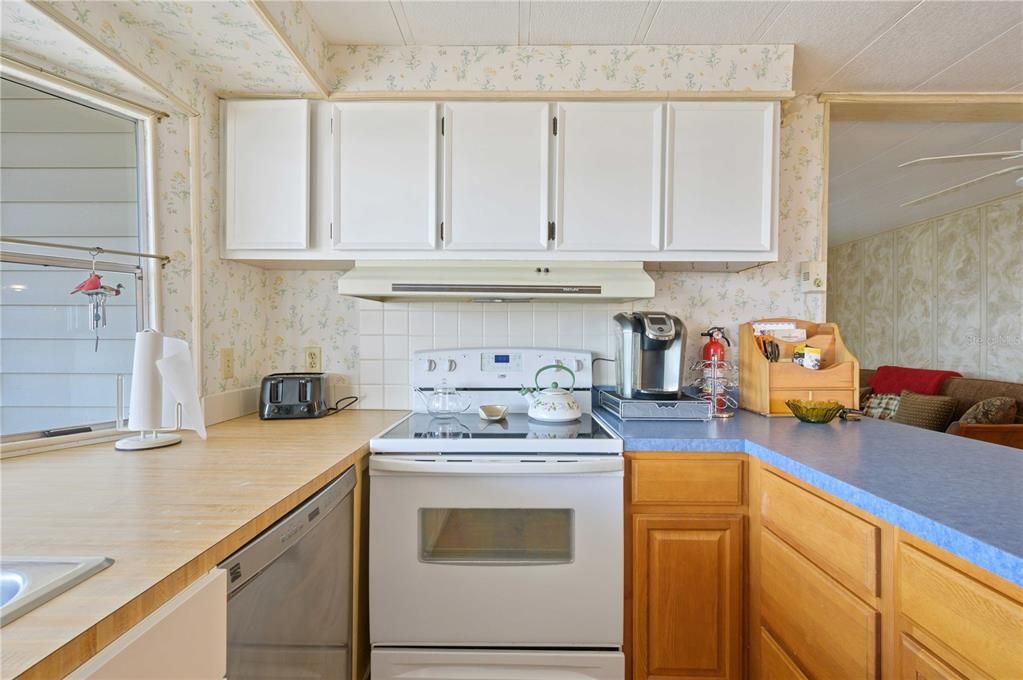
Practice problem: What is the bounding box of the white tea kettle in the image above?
[520,364,582,423]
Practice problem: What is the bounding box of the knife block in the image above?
[739,318,860,416]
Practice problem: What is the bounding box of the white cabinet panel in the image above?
[442,103,550,251]
[332,102,437,250]
[664,101,777,253]
[68,569,226,679]
[555,103,663,252]
[224,100,310,250]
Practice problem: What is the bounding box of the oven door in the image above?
[369,456,624,648]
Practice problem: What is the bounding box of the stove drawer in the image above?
[372,649,625,680]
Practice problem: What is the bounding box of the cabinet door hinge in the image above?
[553,116,558,136]
[441,117,445,136]
[547,221,556,241]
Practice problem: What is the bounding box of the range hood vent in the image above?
[338,261,653,302]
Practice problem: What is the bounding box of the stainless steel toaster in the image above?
[259,373,332,419]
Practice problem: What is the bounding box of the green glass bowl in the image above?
[786,399,845,424]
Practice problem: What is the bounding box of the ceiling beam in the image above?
[821,93,1023,123]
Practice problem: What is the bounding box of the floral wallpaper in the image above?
[42,0,204,111]
[260,0,332,93]
[828,192,1023,382]
[92,0,316,95]
[328,44,793,94]
[0,0,168,110]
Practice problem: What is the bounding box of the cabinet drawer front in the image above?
[899,635,965,680]
[898,543,1023,679]
[769,361,854,390]
[760,627,809,680]
[761,530,879,680]
[761,470,880,601]
[631,458,744,506]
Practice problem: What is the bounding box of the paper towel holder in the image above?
[114,374,184,451]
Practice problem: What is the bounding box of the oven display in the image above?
[494,354,510,364]
[482,352,522,371]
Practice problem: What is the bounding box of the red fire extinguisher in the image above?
[700,327,731,411]
[701,326,731,365]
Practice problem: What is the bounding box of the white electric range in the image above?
[369,348,624,680]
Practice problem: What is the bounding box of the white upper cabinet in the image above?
[224,100,309,250]
[664,101,778,253]
[441,102,550,251]
[555,102,663,252]
[332,102,437,250]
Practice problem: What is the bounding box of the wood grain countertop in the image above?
[0,410,408,679]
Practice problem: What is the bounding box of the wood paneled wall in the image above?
[828,192,1023,382]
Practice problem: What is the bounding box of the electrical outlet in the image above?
[304,345,322,372]
[220,347,235,379]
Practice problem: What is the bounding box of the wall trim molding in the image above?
[327,89,797,102]
[820,92,1023,123]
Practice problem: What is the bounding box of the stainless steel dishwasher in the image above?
[220,467,356,679]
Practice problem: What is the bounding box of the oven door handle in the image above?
[370,457,623,475]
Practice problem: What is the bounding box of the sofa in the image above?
[860,368,1023,450]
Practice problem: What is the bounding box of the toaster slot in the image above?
[298,379,312,403]
[269,378,283,403]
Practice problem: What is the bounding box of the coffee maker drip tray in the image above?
[596,387,713,421]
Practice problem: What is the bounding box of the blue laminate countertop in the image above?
[596,409,1023,587]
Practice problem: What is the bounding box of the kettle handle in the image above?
[535,364,576,391]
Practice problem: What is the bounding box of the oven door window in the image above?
[419,508,573,565]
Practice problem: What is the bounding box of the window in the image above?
[0,77,149,441]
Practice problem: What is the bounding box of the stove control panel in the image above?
[413,348,592,390]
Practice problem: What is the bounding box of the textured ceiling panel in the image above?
[758,1,918,92]
[829,122,1023,243]
[642,1,788,44]
[915,22,1023,92]
[527,2,648,45]
[304,1,405,45]
[820,1,1023,92]
[401,1,519,45]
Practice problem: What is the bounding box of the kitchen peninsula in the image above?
[601,410,1023,680]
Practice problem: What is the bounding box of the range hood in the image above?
[337,261,654,302]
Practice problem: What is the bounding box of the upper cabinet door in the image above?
[333,102,437,250]
[555,102,663,252]
[664,101,778,252]
[224,100,309,250]
[442,103,550,251]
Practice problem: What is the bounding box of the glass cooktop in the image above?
[379,413,614,440]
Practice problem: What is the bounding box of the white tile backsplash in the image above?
[352,301,627,403]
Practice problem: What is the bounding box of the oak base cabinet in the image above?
[632,514,743,680]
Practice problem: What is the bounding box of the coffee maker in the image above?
[613,312,687,399]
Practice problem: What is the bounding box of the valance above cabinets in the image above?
[221,99,779,271]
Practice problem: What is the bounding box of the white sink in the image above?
[0,557,114,626]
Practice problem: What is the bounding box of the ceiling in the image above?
[828,121,1022,244]
[303,1,1023,93]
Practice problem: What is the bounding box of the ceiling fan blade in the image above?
[898,150,1022,168]
[900,165,1023,208]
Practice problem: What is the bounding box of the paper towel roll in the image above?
[127,330,206,439]
[127,330,164,431]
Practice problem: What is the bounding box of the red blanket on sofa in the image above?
[868,365,962,395]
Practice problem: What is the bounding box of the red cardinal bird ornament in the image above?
[70,272,102,294]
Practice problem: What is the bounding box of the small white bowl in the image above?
[478,405,508,421]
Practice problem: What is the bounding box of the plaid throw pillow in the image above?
[892,390,957,431]
[863,393,900,420]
